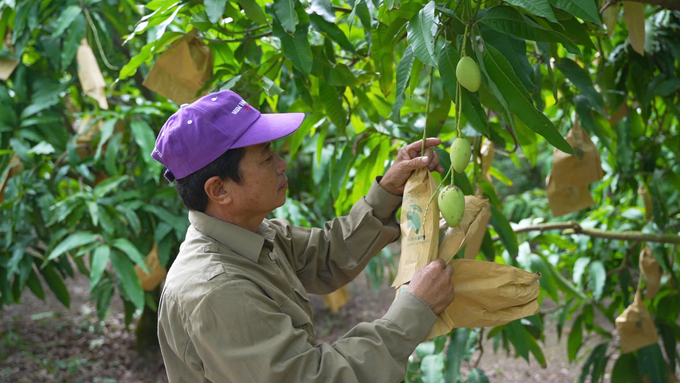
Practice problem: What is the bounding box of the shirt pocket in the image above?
[279,297,312,329]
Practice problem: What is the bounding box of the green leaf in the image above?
[237,0,268,24]
[504,0,557,22]
[438,44,489,135]
[490,205,518,257]
[61,14,86,71]
[588,260,606,300]
[556,58,606,115]
[112,238,148,274]
[481,6,580,55]
[95,118,117,160]
[205,0,228,24]
[549,0,601,24]
[93,175,129,199]
[26,270,45,301]
[309,14,356,54]
[393,45,415,120]
[273,22,313,76]
[274,0,298,33]
[612,354,641,383]
[558,17,597,50]
[578,342,609,383]
[86,201,99,227]
[529,254,559,301]
[51,5,82,38]
[467,368,490,383]
[420,354,445,383]
[47,232,99,262]
[506,320,530,361]
[480,26,537,94]
[330,145,355,199]
[568,315,583,362]
[319,82,346,131]
[573,256,591,288]
[445,329,469,382]
[310,0,335,23]
[482,43,574,155]
[105,133,121,176]
[89,245,110,291]
[262,76,283,96]
[38,263,70,308]
[406,1,437,67]
[130,120,157,165]
[110,251,145,310]
[637,344,668,383]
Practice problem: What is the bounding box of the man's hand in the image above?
[379,138,445,196]
[407,259,455,315]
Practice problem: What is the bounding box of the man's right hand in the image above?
[407,259,455,315]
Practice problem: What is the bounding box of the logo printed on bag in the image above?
[231,100,247,115]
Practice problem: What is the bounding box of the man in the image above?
[152,90,456,382]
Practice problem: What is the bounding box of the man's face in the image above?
[226,142,288,216]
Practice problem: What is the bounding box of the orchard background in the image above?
[1,0,679,381]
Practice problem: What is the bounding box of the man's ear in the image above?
[204,176,232,206]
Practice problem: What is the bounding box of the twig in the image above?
[474,328,484,368]
[606,243,637,277]
[333,6,352,13]
[83,7,119,70]
[599,0,616,13]
[200,31,272,44]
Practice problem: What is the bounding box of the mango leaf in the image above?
[529,254,559,301]
[309,14,356,54]
[481,26,537,94]
[46,232,99,262]
[406,1,437,67]
[26,270,45,301]
[109,250,145,310]
[89,245,110,291]
[490,205,518,256]
[237,0,268,24]
[506,320,530,361]
[94,118,117,160]
[130,120,157,165]
[588,260,606,300]
[112,238,149,274]
[51,5,82,38]
[481,6,580,55]
[558,17,596,50]
[482,43,573,154]
[623,2,645,55]
[274,0,298,33]
[310,0,335,22]
[556,58,606,115]
[504,0,557,22]
[38,263,70,308]
[420,354,445,383]
[93,175,129,199]
[612,353,642,383]
[61,14,86,71]
[568,315,583,362]
[393,45,415,120]
[549,0,600,24]
[573,256,591,288]
[438,44,489,135]
[445,329,469,382]
[205,0,227,24]
[272,23,313,76]
[637,344,668,383]
[578,342,609,383]
[319,82,346,131]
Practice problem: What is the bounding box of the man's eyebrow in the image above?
[261,142,271,156]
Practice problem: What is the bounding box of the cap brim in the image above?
[231,112,305,149]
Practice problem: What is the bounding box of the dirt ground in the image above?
[0,268,652,383]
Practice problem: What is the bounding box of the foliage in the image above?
[1,0,679,380]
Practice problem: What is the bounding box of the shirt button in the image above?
[268,251,276,261]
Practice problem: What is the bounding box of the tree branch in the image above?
[495,221,680,244]
[626,0,680,10]
[200,32,273,44]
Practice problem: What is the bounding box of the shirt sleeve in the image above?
[269,177,403,294]
[188,279,437,383]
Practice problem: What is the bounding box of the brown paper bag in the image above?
[436,196,491,261]
[638,184,653,221]
[0,29,19,81]
[0,154,23,203]
[395,259,541,340]
[480,138,494,183]
[546,173,595,217]
[135,244,167,291]
[639,245,660,300]
[323,285,350,313]
[143,32,214,105]
[77,39,108,110]
[615,291,659,354]
[551,120,603,190]
[76,116,124,158]
[392,168,440,287]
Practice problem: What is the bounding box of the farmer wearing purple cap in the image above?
[153,90,455,383]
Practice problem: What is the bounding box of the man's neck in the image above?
[204,206,266,233]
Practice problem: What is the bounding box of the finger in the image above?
[425,148,439,170]
[444,265,455,277]
[431,258,446,269]
[403,138,442,158]
[436,165,445,173]
[402,155,431,171]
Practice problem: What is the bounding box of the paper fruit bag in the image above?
[77,39,108,110]
[639,245,661,300]
[143,32,214,105]
[392,168,440,287]
[323,285,350,313]
[436,196,491,261]
[546,173,595,217]
[0,154,23,203]
[0,30,19,81]
[396,259,541,340]
[135,244,167,291]
[480,138,495,183]
[615,291,659,354]
[551,119,603,190]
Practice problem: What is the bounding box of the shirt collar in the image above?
[188,210,276,263]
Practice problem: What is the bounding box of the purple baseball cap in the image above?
[151,90,305,182]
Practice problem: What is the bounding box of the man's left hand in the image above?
[379,138,445,196]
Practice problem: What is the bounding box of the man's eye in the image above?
[266,155,274,161]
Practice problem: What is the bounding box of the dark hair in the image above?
[174,147,246,212]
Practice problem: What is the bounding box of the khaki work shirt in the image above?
[158,179,437,383]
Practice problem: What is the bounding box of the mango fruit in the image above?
[450,137,471,173]
[456,56,481,92]
[438,185,465,227]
